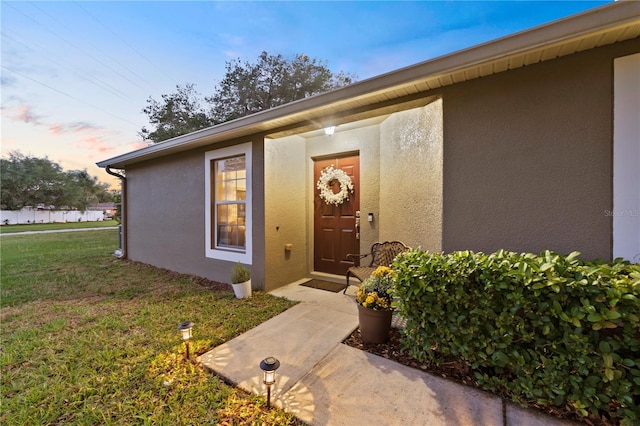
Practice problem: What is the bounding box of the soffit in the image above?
[263,6,640,134]
[98,1,640,169]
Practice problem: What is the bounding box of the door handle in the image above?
[355,211,360,240]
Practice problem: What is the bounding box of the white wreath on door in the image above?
[316,165,354,206]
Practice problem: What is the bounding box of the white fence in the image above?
[0,210,105,225]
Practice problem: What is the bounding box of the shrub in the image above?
[393,249,640,424]
[230,262,250,284]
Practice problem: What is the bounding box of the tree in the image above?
[141,52,356,143]
[208,52,355,123]
[63,170,111,211]
[139,84,213,142]
[111,191,122,224]
[0,152,114,211]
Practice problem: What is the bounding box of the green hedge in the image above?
[392,249,640,423]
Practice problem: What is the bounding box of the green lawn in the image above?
[0,229,300,425]
[0,220,119,234]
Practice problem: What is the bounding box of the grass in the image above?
[0,229,301,425]
[0,220,119,234]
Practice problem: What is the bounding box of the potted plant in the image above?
[355,265,396,343]
[230,262,252,299]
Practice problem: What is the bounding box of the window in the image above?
[205,143,252,263]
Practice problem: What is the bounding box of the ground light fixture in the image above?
[259,356,280,408]
[177,321,194,360]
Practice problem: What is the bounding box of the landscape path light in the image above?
[177,321,194,360]
[259,356,280,408]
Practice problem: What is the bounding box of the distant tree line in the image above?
[140,51,356,143]
[1,151,116,211]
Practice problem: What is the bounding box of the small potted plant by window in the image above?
[355,266,396,343]
[230,262,252,299]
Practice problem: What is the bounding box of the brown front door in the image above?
[313,154,360,275]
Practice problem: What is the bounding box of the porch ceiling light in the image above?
[324,125,336,136]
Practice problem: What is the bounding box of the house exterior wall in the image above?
[264,104,444,288]
[441,38,639,260]
[126,150,209,275]
[118,36,638,291]
[379,99,443,251]
[250,137,267,288]
[125,137,267,286]
[263,124,382,289]
[264,135,308,291]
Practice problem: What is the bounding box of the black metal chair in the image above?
[344,241,409,293]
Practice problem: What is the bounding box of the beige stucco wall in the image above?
[263,135,308,291]
[264,123,382,288]
[379,99,443,251]
[264,106,444,287]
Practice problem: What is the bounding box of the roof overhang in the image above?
[98,1,640,169]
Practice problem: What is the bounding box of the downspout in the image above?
[106,166,127,259]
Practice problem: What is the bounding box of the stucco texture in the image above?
[125,139,266,287]
[264,135,308,291]
[264,124,383,289]
[263,104,444,288]
[441,39,639,260]
[379,99,443,251]
[120,38,638,292]
[126,151,210,275]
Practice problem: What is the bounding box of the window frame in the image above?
[204,142,252,263]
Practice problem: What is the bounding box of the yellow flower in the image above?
[356,272,395,310]
[365,295,376,306]
[377,298,390,309]
[372,266,393,277]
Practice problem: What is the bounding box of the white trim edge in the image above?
[204,142,253,264]
[613,53,640,262]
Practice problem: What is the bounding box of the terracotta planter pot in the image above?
[357,304,393,344]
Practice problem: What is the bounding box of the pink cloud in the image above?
[3,103,147,160]
[74,129,146,160]
[48,121,101,136]
[49,124,64,135]
[2,104,44,125]
[81,135,114,154]
[43,119,123,158]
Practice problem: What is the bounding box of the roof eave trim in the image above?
[97,1,639,169]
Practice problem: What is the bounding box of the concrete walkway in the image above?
[199,281,579,426]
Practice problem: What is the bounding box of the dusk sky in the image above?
[1,1,610,188]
